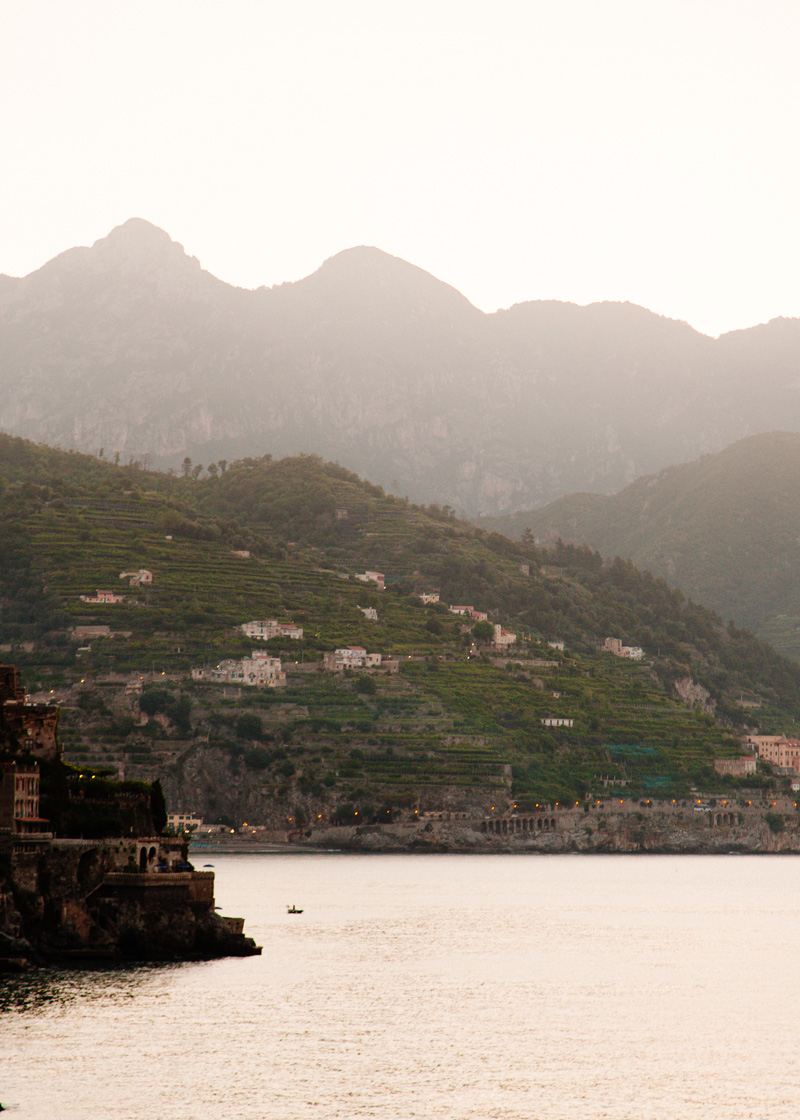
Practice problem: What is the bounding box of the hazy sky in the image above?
[3,0,799,337]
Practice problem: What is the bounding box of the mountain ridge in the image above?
[2,220,800,513]
[481,431,800,660]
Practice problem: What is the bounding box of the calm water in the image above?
[2,853,799,1120]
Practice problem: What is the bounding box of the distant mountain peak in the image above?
[89,217,201,273]
[21,217,207,292]
[306,244,479,315]
[98,217,175,248]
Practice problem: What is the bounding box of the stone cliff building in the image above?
[0,663,60,761]
[0,761,50,836]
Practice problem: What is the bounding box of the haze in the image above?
[3,0,800,337]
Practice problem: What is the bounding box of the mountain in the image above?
[5,219,800,514]
[4,431,800,827]
[483,432,800,660]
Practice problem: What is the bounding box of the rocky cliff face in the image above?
[4,219,800,513]
[0,835,260,966]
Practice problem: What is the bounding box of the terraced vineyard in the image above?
[3,433,800,819]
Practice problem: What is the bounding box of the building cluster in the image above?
[322,647,398,673]
[191,650,286,688]
[240,619,304,641]
[0,663,60,761]
[603,637,645,661]
[746,735,800,774]
[0,663,60,838]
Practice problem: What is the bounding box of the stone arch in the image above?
[139,846,148,871]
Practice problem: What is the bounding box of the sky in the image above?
[3,0,800,338]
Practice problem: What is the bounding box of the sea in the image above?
[2,852,799,1120]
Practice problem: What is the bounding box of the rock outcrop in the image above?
[0,835,260,968]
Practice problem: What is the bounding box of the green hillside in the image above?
[479,432,800,661]
[1,432,799,819]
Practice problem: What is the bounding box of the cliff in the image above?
[0,833,260,968]
[286,795,800,854]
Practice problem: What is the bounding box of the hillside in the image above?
[3,433,800,829]
[5,219,800,515]
[482,433,800,661]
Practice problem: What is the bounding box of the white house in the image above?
[323,647,384,671]
[355,571,385,590]
[192,650,286,688]
[119,569,153,587]
[241,619,304,641]
[419,592,440,605]
[358,606,378,621]
[541,718,574,728]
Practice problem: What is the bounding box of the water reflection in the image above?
[0,961,182,1014]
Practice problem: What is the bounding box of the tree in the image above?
[191,463,204,480]
[150,780,168,834]
[472,620,494,642]
[181,457,192,478]
[236,713,264,740]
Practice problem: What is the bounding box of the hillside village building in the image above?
[323,647,398,673]
[746,736,800,774]
[119,569,153,588]
[492,624,517,649]
[714,757,758,777]
[419,593,440,604]
[81,589,125,604]
[167,812,203,832]
[192,650,286,688]
[355,571,385,590]
[603,637,644,661]
[358,606,378,620]
[241,619,304,641]
[0,761,49,835]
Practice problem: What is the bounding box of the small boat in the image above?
[287,905,303,914]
